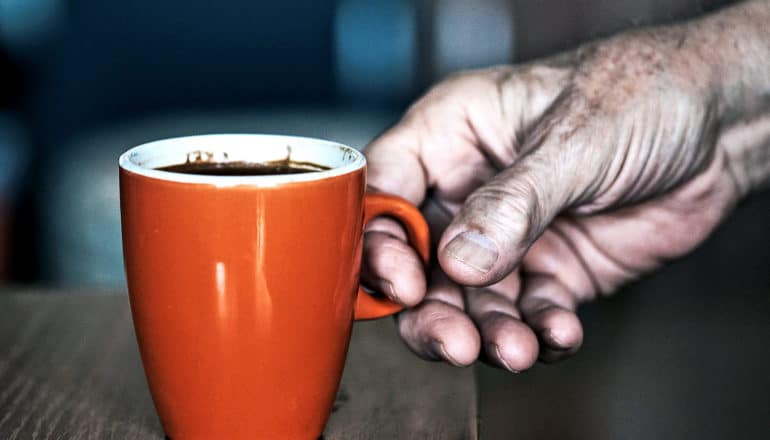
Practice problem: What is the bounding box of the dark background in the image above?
[1,1,767,438]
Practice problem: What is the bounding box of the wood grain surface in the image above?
[0,291,477,439]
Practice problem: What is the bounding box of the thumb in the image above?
[437,136,582,286]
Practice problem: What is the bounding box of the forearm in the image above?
[688,0,770,193]
[689,0,770,121]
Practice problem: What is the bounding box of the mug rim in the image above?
[118,133,367,187]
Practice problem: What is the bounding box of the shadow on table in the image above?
[479,192,770,439]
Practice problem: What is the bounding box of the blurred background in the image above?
[1,0,767,438]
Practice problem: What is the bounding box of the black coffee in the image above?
[157,160,329,176]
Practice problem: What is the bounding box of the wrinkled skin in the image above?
[360,24,767,372]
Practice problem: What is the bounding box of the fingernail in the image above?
[544,329,572,350]
[382,280,399,303]
[491,343,519,374]
[429,339,463,367]
[445,231,498,273]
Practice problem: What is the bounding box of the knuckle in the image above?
[416,301,460,336]
[366,239,415,270]
[478,310,520,334]
[466,289,519,320]
[364,220,408,241]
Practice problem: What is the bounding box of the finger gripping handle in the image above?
[354,193,429,320]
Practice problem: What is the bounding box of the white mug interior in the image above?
[118,134,366,186]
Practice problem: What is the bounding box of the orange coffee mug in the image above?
[119,134,429,439]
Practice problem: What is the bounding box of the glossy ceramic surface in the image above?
[119,135,428,439]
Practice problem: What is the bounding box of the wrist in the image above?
[679,1,770,196]
[686,1,770,124]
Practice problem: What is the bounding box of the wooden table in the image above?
[0,290,477,439]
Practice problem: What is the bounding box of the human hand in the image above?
[360,18,770,371]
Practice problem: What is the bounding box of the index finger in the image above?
[365,117,429,205]
[365,69,514,205]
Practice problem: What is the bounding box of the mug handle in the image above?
[354,193,430,320]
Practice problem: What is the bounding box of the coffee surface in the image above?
[157,160,329,176]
